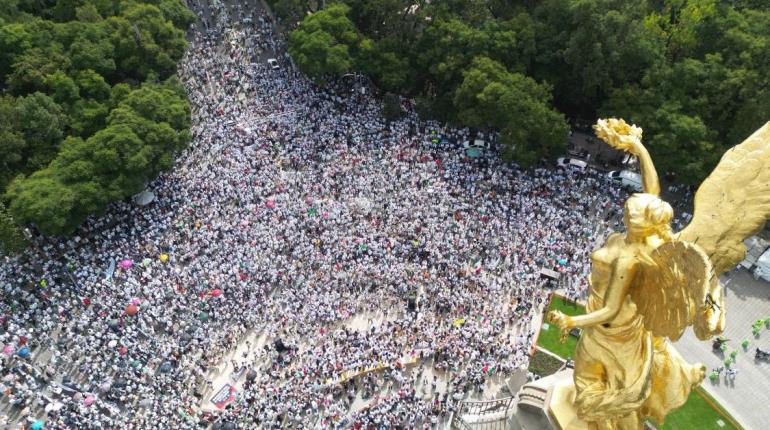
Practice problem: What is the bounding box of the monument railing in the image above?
[450,396,514,430]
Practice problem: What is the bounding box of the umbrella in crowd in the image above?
[119,260,133,269]
[125,304,139,316]
[17,346,30,358]
[45,402,64,413]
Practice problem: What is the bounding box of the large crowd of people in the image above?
[0,1,641,429]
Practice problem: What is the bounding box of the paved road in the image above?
[674,269,770,430]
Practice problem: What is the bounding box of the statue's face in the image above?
[623,198,644,234]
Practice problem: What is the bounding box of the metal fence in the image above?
[450,397,514,430]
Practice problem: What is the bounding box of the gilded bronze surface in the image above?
[547,118,770,430]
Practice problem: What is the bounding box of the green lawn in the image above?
[534,294,743,430]
[536,295,585,359]
[653,387,740,430]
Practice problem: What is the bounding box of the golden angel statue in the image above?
[547,118,770,430]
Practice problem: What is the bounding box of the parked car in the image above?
[267,58,279,69]
[556,157,588,172]
[753,247,770,283]
[608,170,643,191]
[462,139,490,150]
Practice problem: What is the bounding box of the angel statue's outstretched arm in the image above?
[594,118,659,196]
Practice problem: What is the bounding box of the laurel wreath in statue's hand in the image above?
[594,118,644,156]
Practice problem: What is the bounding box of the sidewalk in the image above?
[674,269,770,430]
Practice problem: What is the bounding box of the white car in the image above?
[608,170,643,192]
[556,157,588,172]
[754,247,770,283]
[462,139,490,150]
[267,58,279,70]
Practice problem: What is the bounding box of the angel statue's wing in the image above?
[678,122,770,276]
[632,241,715,341]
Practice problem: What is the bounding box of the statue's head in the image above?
[624,193,674,241]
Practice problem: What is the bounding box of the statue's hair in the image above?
[625,193,674,241]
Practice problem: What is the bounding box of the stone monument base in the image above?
[512,369,590,430]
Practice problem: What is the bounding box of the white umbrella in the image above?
[132,190,155,206]
[45,402,64,412]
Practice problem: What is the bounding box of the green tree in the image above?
[560,0,663,115]
[156,0,196,30]
[8,46,71,94]
[69,98,109,137]
[454,57,568,166]
[644,0,718,62]
[351,0,409,37]
[2,0,193,237]
[106,80,191,170]
[6,81,190,235]
[5,169,79,235]
[75,3,103,22]
[106,3,188,80]
[0,96,26,190]
[357,38,409,92]
[0,0,22,22]
[288,3,361,79]
[44,70,80,105]
[52,0,85,22]
[644,106,717,184]
[413,16,536,119]
[270,0,307,24]
[74,69,112,101]
[66,22,116,76]
[601,50,768,182]
[0,23,32,80]
[14,92,66,171]
[0,203,27,254]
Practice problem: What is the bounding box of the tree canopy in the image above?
[0,0,192,246]
[280,0,770,182]
[288,3,361,79]
[454,57,568,166]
